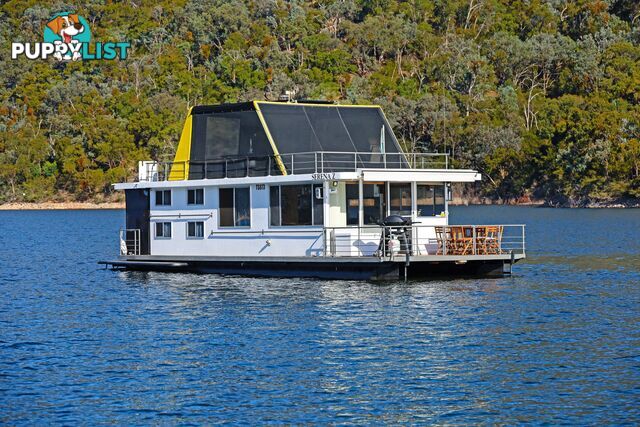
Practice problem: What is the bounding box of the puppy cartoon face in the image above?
[46,14,84,43]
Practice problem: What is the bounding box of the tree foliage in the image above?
[0,0,639,205]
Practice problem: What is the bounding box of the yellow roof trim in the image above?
[255,100,382,109]
[169,107,193,180]
[253,101,287,176]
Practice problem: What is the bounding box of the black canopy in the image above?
[186,101,404,178]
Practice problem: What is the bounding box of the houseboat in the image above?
[101,100,526,280]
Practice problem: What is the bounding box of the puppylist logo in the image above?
[11,12,130,61]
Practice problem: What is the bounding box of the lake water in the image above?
[1,206,639,424]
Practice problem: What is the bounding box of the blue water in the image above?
[1,206,639,424]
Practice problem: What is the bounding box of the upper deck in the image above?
[136,151,450,182]
[127,100,469,184]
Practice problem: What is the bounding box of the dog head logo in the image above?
[43,13,91,61]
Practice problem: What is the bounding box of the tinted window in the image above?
[155,190,171,206]
[434,185,445,216]
[390,183,411,216]
[346,183,359,225]
[417,185,435,216]
[188,188,204,205]
[155,222,171,238]
[219,188,234,227]
[362,183,386,224]
[234,188,250,226]
[187,221,204,238]
[281,185,312,226]
[270,186,280,226]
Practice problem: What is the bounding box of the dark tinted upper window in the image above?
[187,188,204,205]
[155,190,171,206]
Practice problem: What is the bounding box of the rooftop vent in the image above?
[278,90,293,102]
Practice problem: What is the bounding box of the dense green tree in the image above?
[0,0,639,206]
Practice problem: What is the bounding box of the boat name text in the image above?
[311,173,336,181]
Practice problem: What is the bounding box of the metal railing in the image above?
[115,224,525,260]
[323,224,526,259]
[119,228,140,255]
[137,151,449,182]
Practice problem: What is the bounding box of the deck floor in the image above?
[116,253,525,264]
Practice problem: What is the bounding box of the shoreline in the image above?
[1,200,638,210]
[0,202,125,211]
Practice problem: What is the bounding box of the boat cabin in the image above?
[109,101,525,280]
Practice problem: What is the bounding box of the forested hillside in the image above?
[1,0,639,206]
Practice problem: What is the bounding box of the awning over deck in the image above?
[360,169,481,183]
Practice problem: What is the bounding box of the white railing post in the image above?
[322,228,326,257]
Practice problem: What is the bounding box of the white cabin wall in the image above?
[149,185,323,258]
[327,181,347,227]
[146,179,451,258]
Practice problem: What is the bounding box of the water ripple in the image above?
[0,208,639,424]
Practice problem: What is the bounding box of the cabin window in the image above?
[187,221,205,238]
[270,184,323,226]
[155,190,171,206]
[281,185,312,225]
[155,222,172,238]
[417,184,446,216]
[269,186,280,226]
[219,187,251,227]
[346,183,359,225]
[187,188,204,205]
[363,183,386,225]
[434,185,446,215]
[389,183,412,216]
[346,183,386,225]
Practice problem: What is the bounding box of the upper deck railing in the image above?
[138,151,448,182]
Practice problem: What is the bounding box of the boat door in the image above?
[414,183,447,255]
[125,189,150,255]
